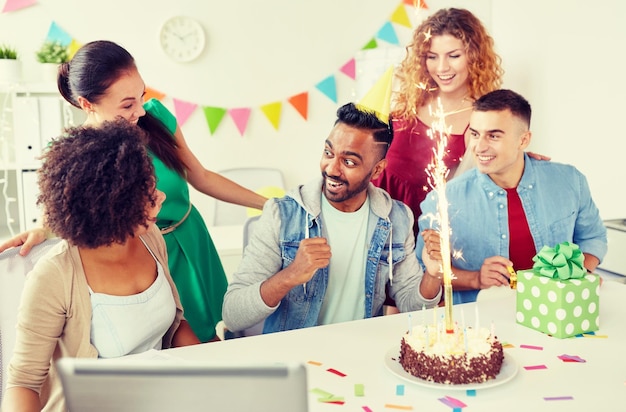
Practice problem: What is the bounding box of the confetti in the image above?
[438,396,467,408]
[544,396,574,401]
[396,384,405,396]
[466,389,477,397]
[307,360,322,366]
[355,384,365,397]
[524,364,547,370]
[520,344,543,350]
[557,354,586,363]
[327,368,347,377]
[363,408,373,412]
[384,404,413,410]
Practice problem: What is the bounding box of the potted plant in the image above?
[35,40,69,82]
[0,44,21,84]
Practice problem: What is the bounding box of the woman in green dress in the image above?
[0,40,267,342]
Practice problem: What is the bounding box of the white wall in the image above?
[1,0,624,222]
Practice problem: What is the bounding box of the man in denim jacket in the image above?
[417,89,607,304]
[223,103,443,334]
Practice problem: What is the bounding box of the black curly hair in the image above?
[37,120,157,248]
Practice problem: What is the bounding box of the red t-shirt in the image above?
[506,188,535,270]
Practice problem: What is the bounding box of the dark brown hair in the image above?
[38,120,157,248]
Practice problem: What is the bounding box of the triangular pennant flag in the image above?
[390,4,412,28]
[362,38,378,50]
[173,98,197,127]
[260,102,282,130]
[356,65,394,124]
[203,106,227,134]
[288,92,308,120]
[404,0,428,8]
[339,58,356,80]
[68,39,82,59]
[144,87,166,102]
[45,21,73,47]
[1,0,36,13]
[376,22,400,45]
[229,107,251,136]
[315,75,337,103]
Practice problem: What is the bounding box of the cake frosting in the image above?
[399,324,503,385]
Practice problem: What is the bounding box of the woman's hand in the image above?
[0,227,49,256]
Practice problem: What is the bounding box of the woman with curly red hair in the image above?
[372,8,504,234]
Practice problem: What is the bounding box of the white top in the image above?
[89,239,176,358]
[317,195,369,325]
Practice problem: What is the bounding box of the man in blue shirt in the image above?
[416,89,607,304]
[223,103,443,334]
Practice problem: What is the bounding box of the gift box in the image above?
[515,242,600,339]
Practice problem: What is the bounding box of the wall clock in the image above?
[159,16,206,63]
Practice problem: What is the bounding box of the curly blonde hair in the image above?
[393,8,503,123]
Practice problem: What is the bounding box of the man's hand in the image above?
[287,237,332,285]
[478,256,514,288]
[421,229,443,278]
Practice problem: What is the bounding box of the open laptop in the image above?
[57,357,309,412]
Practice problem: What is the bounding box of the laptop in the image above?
[57,357,309,412]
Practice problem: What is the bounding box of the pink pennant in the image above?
[228,108,251,137]
[340,58,356,79]
[172,98,197,127]
[2,0,37,13]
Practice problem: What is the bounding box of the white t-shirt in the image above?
[317,194,369,325]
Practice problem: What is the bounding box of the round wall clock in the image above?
[159,16,206,63]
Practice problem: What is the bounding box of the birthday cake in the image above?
[399,325,504,385]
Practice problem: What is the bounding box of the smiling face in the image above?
[320,123,387,212]
[78,67,146,126]
[468,109,531,188]
[426,34,470,98]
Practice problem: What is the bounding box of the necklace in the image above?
[440,96,472,117]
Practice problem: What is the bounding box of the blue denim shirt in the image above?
[223,178,441,334]
[416,154,607,304]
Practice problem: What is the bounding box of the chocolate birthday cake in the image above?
[399,325,504,385]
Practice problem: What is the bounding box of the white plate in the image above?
[384,346,518,390]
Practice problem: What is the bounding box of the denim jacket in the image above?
[416,154,608,303]
[223,177,441,333]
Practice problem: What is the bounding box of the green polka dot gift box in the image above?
[515,242,600,339]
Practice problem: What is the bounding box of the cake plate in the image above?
[384,346,519,390]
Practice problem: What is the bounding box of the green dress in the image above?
[144,99,227,342]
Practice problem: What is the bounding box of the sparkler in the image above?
[426,97,455,333]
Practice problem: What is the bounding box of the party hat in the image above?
[356,65,394,124]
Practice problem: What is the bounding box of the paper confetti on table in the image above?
[327,368,347,377]
[466,389,477,397]
[307,360,323,366]
[355,383,365,397]
[544,396,574,401]
[311,387,344,404]
[523,364,548,370]
[396,384,405,396]
[501,342,515,349]
[384,404,413,410]
[520,344,543,350]
[438,396,467,409]
[311,388,333,399]
[362,407,373,412]
[558,354,586,363]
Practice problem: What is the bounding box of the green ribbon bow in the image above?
[532,242,585,280]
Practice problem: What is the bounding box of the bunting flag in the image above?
[173,98,197,127]
[376,22,400,45]
[18,1,415,136]
[1,0,37,13]
[339,58,356,79]
[203,106,227,134]
[288,92,308,120]
[315,75,337,103]
[260,102,282,130]
[229,107,252,136]
[45,21,72,46]
[390,4,412,28]
[144,87,166,102]
[362,38,378,50]
[403,0,428,8]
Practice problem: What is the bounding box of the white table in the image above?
[167,280,626,411]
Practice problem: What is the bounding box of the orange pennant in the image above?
[403,0,428,8]
[144,87,166,102]
[288,92,308,120]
